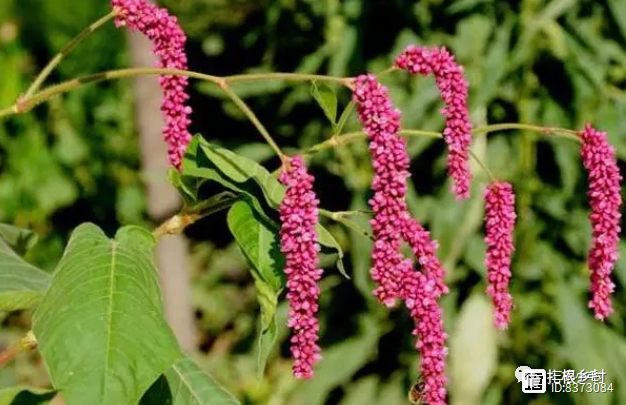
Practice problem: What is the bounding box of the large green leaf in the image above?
[140,357,241,405]
[33,224,182,405]
[0,230,50,312]
[0,387,55,405]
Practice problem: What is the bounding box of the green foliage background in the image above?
[1,0,626,404]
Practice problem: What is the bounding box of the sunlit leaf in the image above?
[227,201,283,375]
[184,136,346,273]
[33,224,181,405]
[140,357,241,405]
[449,294,497,405]
[227,201,283,325]
[310,81,338,126]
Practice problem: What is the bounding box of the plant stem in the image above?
[218,83,287,161]
[319,209,373,239]
[225,72,350,86]
[304,123,580,181]
[471,123,581,142]
[305,122,581,155]
[0,331,37,369]
[14,68,221,113]
[469,149,495,181]
[377,66,399,78]
[3,68,353,115]
[0,105,18,120]
[24,12,117,98]
[154,192,237,238]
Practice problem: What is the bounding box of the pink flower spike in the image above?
[402,270,448,405]
[352,74,411,307]
[580,124,622,320]
[278,156,323,379]
[112,0,192,169]
[395,45,473,200]
[483,181,516,329]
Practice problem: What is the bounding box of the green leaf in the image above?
[184,137,346,273]
[335,101,355,135]
[449,294,497,405]
[0,232,50,312]
[608,0,626,42]
[183,136,283,223]
[556,281,611,405]
[310,81,338,126]
[0,387,55,405]
[339,376,379,405]
[227,201,284,320]
[227,201,283,376]
[316,225,348,279]
[140,357,241,405]
[167,167,199,204]
[474,20,513,106]
[33,224,182,405]
[0,224,38,256]
[256,318,278,379]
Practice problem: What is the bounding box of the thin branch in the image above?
[24,11,117,98]
[153,192,237,238]
[218,82,287,161]
[0,331,37,369]
[225,72,351,86]
[319,209,373,240]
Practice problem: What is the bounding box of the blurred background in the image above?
[1,0,626,404]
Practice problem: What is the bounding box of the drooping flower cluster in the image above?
[580,124,623,320]
[112,0,192,169]
[483,181,516,329]
[395,45,473,200]
[353,74,448,404]
[278,156,323,379]
[352,73,411,307]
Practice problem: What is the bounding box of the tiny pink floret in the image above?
[395,45,473,200]
[112,0,192,169]
[580,124,622,320]
[279,156,323,379]
[483,181,516,329]
[403,218,449,298]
